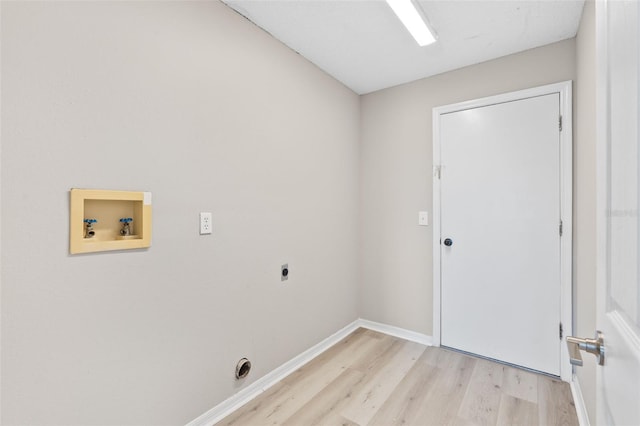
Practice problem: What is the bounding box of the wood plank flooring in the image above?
[218,328,579,426]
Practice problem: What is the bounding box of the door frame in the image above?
[432,81,573,382]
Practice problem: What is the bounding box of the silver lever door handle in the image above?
[566,331,605,366]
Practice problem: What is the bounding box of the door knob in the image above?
[566,331,605,366]
[444,238,453,246]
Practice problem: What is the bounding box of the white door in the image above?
[594,0,640,424]
[439,94,562,376]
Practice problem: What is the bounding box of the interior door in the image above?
[596,0,640,423]
[440,94,562,376]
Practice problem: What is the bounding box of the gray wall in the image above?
[1,2,360,424]
[359,39,576,334]
[574,0,597,420]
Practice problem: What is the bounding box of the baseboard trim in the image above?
[570,373,591,426]
[186,318,433,426]
[357,319,433,346]
[186,319,360,426]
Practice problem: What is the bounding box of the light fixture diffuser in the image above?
[386,0,436,46]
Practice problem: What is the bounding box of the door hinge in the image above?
[559,323,563,340]
[559,115,563,132]
[559,220,563,236]
[434,165,441,180]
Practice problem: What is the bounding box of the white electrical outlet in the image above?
[200,212,212,235]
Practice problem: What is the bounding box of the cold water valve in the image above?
[119,217,133,236]
[84,219,97,238]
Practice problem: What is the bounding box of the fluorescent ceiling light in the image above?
[386,0,436,46]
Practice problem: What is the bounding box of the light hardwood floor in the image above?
[218,328,579,426]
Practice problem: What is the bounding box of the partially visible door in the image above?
[595,0,640,423]
[439,94,562,376]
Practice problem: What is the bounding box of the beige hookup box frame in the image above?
[69,189,152,254]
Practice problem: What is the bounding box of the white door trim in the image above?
[432,81,573,382]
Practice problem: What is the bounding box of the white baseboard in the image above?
[570,373,591,426]
[186,318,433,426]
[357,319,433,346]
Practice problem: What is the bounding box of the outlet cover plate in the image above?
[419,211,429,226]
[200,212,212,235]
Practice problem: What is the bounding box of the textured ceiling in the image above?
[223,0,585,94]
